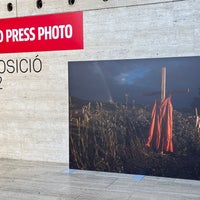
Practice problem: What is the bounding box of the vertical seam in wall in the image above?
[15,0,18,17]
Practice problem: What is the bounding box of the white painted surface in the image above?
[0,0,199,163]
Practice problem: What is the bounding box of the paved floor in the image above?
[0,159,200,200]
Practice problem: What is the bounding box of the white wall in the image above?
[0,0,199,163]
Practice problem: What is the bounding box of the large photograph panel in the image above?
[69,57,200,180]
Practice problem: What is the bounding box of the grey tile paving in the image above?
[0,158,200,200]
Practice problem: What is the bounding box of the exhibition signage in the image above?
[0,12,83,53]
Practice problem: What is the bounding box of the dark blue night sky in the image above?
[69,56,200,113]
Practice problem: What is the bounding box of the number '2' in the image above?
[0,77,3,89]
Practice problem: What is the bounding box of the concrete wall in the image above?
[0,0,199,163]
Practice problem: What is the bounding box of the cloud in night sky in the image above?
[113,67,151,85]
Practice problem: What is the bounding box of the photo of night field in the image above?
[68,56,200,180]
